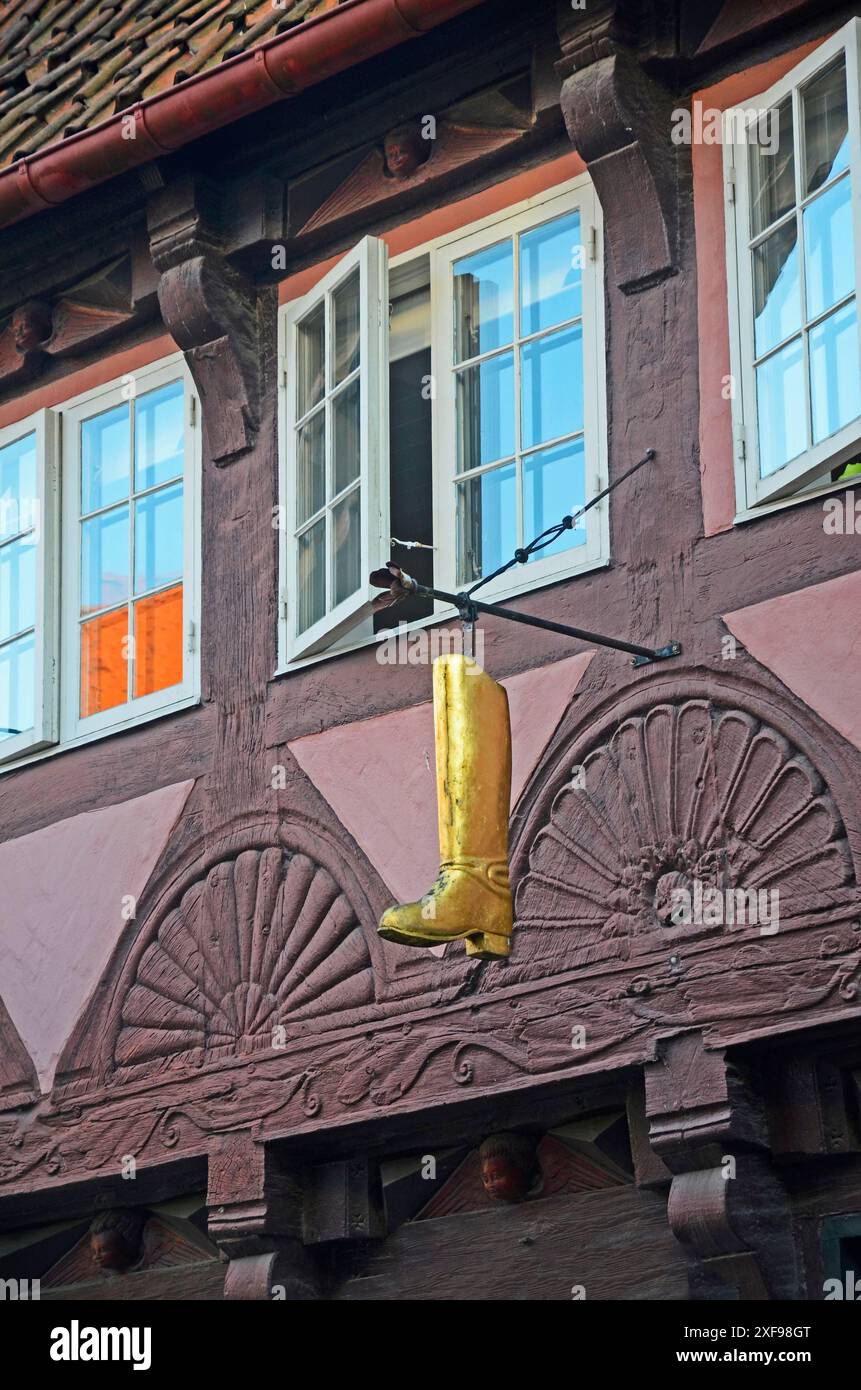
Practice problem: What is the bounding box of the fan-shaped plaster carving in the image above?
[515,701,855,967]
[113,847,375,1072]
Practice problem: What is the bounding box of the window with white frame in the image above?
[0,356,198,769]
[725,19,861,509]
[0,411,56,762]
[278,177,607,664]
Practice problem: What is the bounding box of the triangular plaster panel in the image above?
[724,571,861,753]
[289,652,593,904]
[0,780,193,1093]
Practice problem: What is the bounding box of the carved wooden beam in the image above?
[147,175,273,465]
[645,1033,801,1299]
[556,3,680,293]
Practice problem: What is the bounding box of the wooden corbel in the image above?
[147,175,274,465]
[644,1033,801,1300]
[556,2,680,293]
[207,1133,320,1301]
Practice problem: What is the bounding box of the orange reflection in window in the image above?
[134,583,183,699]
[80,608,128,717]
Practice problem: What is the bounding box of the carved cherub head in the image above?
[479,1132,538,1204]
[12,300,51,354]
[88,1208,146,1273]
[383,122,430,180]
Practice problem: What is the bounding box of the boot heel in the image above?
[465,932,510,960]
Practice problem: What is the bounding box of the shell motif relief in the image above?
[515,701,854,963]
[114,848,374,1069]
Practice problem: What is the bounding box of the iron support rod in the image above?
[415,584,669,661]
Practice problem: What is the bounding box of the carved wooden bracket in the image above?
[148,176,273,465]
[207,1133,320,1301]
[645,1033,801,1299]
[556,2,679,292]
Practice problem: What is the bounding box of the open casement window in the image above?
[0,411,58,764]
[725,20,861,507]
[60,357,198,741]
[433,180,607,598]
[281,236,389,662]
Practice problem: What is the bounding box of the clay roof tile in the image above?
[0,0,340,170]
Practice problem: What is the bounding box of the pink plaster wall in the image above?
[0,780,193,1091]
[289,652,594,905]
[724,570,861,752]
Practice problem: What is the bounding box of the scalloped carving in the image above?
[114,848,375,1071]
[515,701,855,967]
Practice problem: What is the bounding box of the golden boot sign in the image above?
[377,654,513,960]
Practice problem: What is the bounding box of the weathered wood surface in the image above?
[42,1261,225,1301]
[331,1188,690,1301]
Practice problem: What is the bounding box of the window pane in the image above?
[333,377,360,494]
[750,96,794,236]
[453,241,514,362]
[135,380,184,492]
[332,487,361,607]
[521,324,583,449]
[134,482,183,595]
[134,583,183,698]
[0,534,36,642]
[0,432,36,541]
[524,439,587,561]
[456,461,516,585]
[810,300,861,444]
[803,58,849,195]
[455,352,515,473]
[80,607,128,717]
[297,302,325,418]
[297,518,326,634]
[0,633,34,741]
[81,504,129,614]
[81,403,129,514]
[296,408,325,525]
[803,175,853,321]
[520,211,582,336]
[756,338,806,476]
[333,271,360,385]
[753,222,800,356]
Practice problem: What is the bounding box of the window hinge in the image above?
[734,424,746,462]
[280,589,289,620]
[187,619,197,653]
[725,167,736,204]
[189,395,197,427]
[279,353,288,383]
[589,225,598,262]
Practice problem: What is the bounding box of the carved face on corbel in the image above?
[88,1208,145,1273]
[478,1132,538,1203]
[12,300,52,355]
[383,122,431,180]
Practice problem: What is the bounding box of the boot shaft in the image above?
[433,655,511,863]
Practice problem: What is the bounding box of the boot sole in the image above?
[378,924,510,959]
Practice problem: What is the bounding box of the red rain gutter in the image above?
[0,0,486,230]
